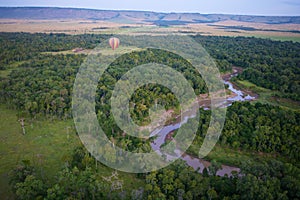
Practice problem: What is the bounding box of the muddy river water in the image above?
[150,72,255,177]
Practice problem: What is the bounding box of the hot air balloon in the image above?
[109,37,120,50]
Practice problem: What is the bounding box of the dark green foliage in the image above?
[144,160,210,200]
[46,167,105,200]
[144,158,299,200]
[1,54,83,117]
[15,175,46,200]
[194,102,300,164]
[96,48,207,135]
[9,160,36,193]
[238,159,300,199]
[9,160,47,200]
[9,152,106,200]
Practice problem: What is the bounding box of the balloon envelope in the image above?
[109,37,120,50]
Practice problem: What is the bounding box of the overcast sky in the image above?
[0,0,299,16]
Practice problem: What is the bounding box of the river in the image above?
[150,71,255,177]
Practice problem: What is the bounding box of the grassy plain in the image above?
[234,79,300,110]
[0,104,79,198]
[0,105,145,198]
[0,19,299,42]
[0,61,26,78]
[187,139,286,168]
[42,45,144,56]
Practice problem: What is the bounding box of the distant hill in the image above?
[0,7,300,25]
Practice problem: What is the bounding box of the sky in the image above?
[0,0,299,16]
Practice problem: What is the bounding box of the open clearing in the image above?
[234,80,300,110]
[0,105,144,198]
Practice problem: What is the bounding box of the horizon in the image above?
[0,0,300,16]
[0,6,299,17]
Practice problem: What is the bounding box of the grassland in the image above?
[0,19,146,35]
[243,34,300,42]
[234,79,300,110]
[0,61,26,78]
[0,19,299,42]
[205,144,284,167]
[206,20,300,42]
[0,104,79,198]
[186,139,287,168]
[0,105,145,198]
[42,45,144,56]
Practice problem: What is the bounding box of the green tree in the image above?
[15,175,46,200]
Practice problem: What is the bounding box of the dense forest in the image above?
[0,32,299,199]
[1,33,299,116]
[188,102,300,164]
[1,33,299,115]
